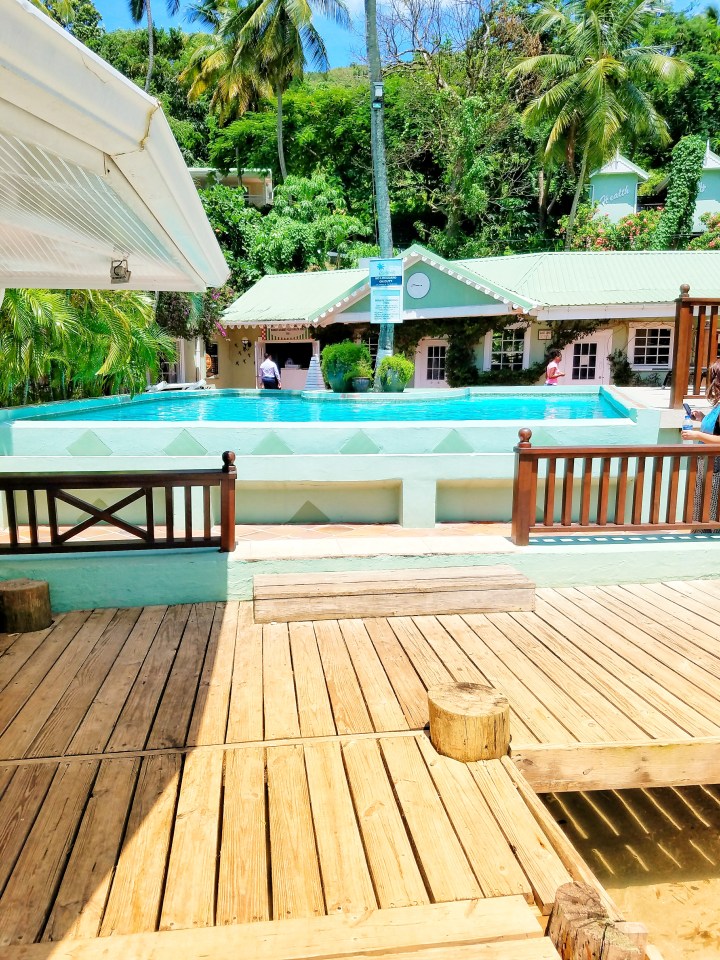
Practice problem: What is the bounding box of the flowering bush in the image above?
[559,205,661,251]
[688,213,720,249]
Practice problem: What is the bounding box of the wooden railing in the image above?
[0,451,237,554]
[669,285,720,408]
[511,429,719,545]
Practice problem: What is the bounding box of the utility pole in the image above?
[365,0,394,366]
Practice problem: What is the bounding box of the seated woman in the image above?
[682,361,720,531]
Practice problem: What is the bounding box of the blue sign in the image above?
[369,257,403,324]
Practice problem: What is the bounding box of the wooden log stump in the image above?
[548,882,648,960]
[428,682,510,762]
[0,579,52,633]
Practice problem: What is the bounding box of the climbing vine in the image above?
[651,136,706,249]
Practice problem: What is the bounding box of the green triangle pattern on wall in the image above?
[163,431,209,456]
[433,430,475,453]
[290,501,330,523]
[340,431,382,455]
[66,431,113,457]
[250,433,294,455]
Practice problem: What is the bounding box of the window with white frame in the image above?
[426,344,447,381]
[629,324,673,367]
[490,327,526,371]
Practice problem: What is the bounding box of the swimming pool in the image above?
[25,389,624,423]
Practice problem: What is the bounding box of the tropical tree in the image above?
[511,0,692,248]
[183,0,349,179]
[0,289,175,405]
[128,0,182,92]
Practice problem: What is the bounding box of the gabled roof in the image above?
[223,269,368,326]
[0,0,229,291]
[590,151,649,182]
[703,140,720,170]
[458,250,720,306]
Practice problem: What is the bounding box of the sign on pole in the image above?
[369,258,403,324]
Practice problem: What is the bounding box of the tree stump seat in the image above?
[0,578,52,633]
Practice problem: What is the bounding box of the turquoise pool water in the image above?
[25,390,625,423]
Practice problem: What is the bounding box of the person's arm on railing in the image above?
[682,429,720,444]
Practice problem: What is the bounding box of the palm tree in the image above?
[183,0,349,179]
[511,0,692,248]
[128,0,182,93]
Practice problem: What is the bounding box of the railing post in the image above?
[670,283,693,409]
[511,428,536,546]
[220,451,237,553]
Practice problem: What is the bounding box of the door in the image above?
[562,330,613,385]
[414,339,448,388]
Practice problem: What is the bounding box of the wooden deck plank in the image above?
[0,897,545,960]
[469,759,571,914]
[544,589,720,736]
[254,565,527,591]
[266,745,324,920]
[42,758,140,942]
[362,618,428,729]
[438,615,559,745]
[508,608,687,741]
[379,736,483,903]
[568,587,720,722]
[596,584,720,679]
[187,603,237,747]
[411,615,496,686]
[313,621,372,735]
[337,619,408,732]
[226,603,263,743]
[387,617,454,689]
[0,764,56,895]
[0,614,68,694]
[62,607,166,757]
[262,623,301,741]
[0,760,98,947]
[342,738,429,909]
[304,741,377,914]
[160,748,223,931]
[0,766,14,802]
[485,612,644,743]
[415,733,531,903]
[0,610,107,750]
[619,582,720,661]
[217,746,269,925]
[104,605,191,753]
[100,754,182,936]
[288,622,336,738]
[25,608,145,760]
[146,603,217,750]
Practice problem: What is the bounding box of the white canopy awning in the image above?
[0,0,230,291]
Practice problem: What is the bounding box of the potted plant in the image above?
[321,340,372,393]
[377,354,414,393]
[351,359,374,393]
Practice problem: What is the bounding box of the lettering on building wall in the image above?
[598,185,630,204]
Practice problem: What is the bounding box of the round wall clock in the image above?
[406,272,431,299]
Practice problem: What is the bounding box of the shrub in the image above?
[320,340,371,390]
[377,354,415,390]
[607,350,634,386]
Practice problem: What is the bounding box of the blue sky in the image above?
[93,1,361,68]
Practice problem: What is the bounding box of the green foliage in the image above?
[350,358,374,379]
[561,204,662,250]
[652,136,708,248]
[320,340,371,390]
[0,289,174,405]
[689,212,720,249]
[377,354,415,390]
[607,349,634,386]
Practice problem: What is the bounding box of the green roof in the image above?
[223,268,367,325]
[223,247,720,324]
[459,250,720,306]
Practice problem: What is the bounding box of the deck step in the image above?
[253,565,535,623]
[0,898,552,960]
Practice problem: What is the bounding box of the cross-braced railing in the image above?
[511,429,719,545]
[0,451,237,554]
[669,284,720,408]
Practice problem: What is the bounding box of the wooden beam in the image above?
[0,897,544,960]
[669,287,694,409]
[511,737,720,792]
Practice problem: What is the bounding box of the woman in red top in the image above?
[545,349,565,386]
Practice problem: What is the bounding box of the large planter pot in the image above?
[352,377,372,393]
[380,369,406,393]
[326,370,349,393]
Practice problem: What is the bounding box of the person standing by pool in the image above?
[545,349,565,386]
[682,360,720,531]
[258,352,282,390]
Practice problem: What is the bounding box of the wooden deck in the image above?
[1,579,718,957]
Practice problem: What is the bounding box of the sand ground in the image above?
[544,785,720,960]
